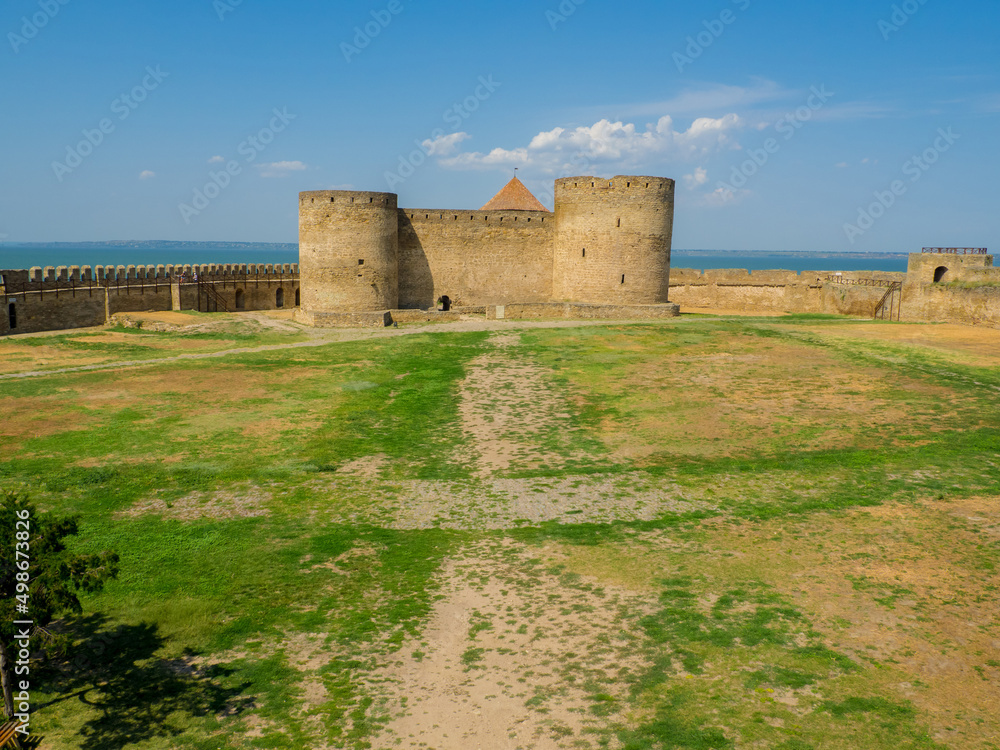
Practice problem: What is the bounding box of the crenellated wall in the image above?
[397,209,554,309]
[1,264,299,335]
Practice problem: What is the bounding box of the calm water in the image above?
[0,246,909,275]
[672,252,909,274]
[0,246,299,270]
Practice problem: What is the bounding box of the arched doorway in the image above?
[294,287,300,307]
[235,289,246,310]
[439,295,451,312]
[276,288,284,308]
[7,302,15,330]
[933,266,948,283]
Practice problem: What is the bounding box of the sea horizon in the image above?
[0,243,913,275]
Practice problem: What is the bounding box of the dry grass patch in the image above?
[118,486,272,521]
[600,335,975,459]
[800,321,1000,367]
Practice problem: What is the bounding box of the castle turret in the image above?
[298,190,399,314]
[552,176,674,304]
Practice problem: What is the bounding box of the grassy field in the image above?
[1,313,998,749]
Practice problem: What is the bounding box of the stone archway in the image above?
[7,302,15,330]
[235,289,246,310]
[276,288,284,308]
[934,266,949,283]
[440,295,451,312]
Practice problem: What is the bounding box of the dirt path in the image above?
[0,318,635,381]
[370,542,652,750]
[456,332,574,477]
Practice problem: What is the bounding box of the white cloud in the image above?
[208,155,225,164]
[701,186,751,207]
[835,162,849,168]
[613,79,789,118]
[139,170,155,180]
[421,132,471,157]
[683,167,709,189]
[436,114,745,174]
[256,160,309,178]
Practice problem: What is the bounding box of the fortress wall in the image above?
[552,176,674,304]
[669,269,907,317]
[299,190,399,313]
[906,253,994,285]
[5,289,109,334]
[179,279,299,312]
[1,265,300,335]
[903,283,1000,327]
[397,209,554,309]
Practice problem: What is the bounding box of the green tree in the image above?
[0,490,119,720]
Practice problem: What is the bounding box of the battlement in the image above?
[2,263,298,288]
[399,209,551,225]
[554,175,675,195]
[300,190,397,209]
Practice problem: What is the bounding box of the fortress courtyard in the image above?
[1,309,998,749]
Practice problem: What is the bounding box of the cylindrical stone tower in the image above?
[552,176,674,304]
[298,190,399,314]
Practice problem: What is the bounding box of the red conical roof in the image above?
[480,177,550,212]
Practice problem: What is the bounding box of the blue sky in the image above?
[0,0,997,252]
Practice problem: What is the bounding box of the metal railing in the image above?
[922,247,988,255]
[825,275,899,288]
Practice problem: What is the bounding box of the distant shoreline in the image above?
[0,241,907,258]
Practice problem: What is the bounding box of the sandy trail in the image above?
[370,543,652,750]
[456,332,574,477]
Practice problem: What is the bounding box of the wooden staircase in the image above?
[197,281,230,313]
[873,281,902,321]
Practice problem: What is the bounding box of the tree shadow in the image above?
[38,613,255,750]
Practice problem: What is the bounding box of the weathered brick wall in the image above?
[906,253,994,284]
[669,269,907,317]
[552,176,674,304]
[397,209,554,309]
[299,190,399,313]
[1,264,300,335]
[902,253,1000,326]
[902,284,1000,327]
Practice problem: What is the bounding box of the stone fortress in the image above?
[1,173,998,336]
[295,175,680,327]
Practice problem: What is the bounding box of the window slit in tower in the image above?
[617,218,621,228]
[621,275,626,285]
[582,248,586,258]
